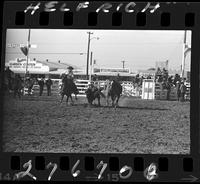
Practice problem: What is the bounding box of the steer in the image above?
[85,84,105,106]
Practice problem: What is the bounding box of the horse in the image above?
[103,79,122,108]
[85,85,105,106]
[60,77,79,105]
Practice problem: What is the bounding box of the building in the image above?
[137,68,156,78]
[92,67,136,80]
[5,58,80,78]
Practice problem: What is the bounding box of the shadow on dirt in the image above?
[72,103,168,111]
[115,106,168,111]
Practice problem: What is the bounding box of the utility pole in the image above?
[121,60,125,69]
[89,51,93,82]
[25,29,31,77]
[181,30,187,78]
[86,32,93,79]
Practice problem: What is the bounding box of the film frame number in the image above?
[2,158,158,181]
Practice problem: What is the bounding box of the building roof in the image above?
[37,60,78,71]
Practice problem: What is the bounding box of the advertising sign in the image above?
[8,58,49,74]
[93,68,130,74]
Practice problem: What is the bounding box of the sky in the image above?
[5,29,191,72]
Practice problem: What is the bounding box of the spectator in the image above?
[135,74,140,85]
[46,77,53,96]
[176,81,181,101]
[93,74,98,81]
[168,76,173,84]
[5,66,14,91]
[38,77,45,96]
[173,74,181,85]
[116,73,121,83]
[157,75,163,83]
[166,80,171,100]
[25,77,32,95]
[162,68,168,82]
[155,67,162,76]
[13,74,23,98]
[180,81,187,102]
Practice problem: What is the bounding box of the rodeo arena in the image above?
[2,31,190,154]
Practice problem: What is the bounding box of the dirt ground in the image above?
[2,94,190,154]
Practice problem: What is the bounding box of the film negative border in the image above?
[0,153,200,181]
[0,1,200,182]
[3,2,198,29]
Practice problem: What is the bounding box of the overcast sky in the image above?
[5,29,191,72]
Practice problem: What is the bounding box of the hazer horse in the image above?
[60,77,79,105]
[103,79,122,108]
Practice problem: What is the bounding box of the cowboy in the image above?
[61,66,74,85]
[25,77,32,95]
[180,81,187,102]
[176,81,181,101]
[116,73,121,83]
[45,77,53,96]
[61,66,77,94]
[38,77,45,96]
[165,80,171,100]
[66,66,74,81]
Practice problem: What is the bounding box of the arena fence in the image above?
[154,82,190,101]
[27,79,190,101]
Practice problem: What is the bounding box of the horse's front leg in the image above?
[66,95,69,105]
[97,97,101,107]
[60,94,64,104]
[70,95,74,105]
[115,96,120,108]
[106,96,110,106]
[111,96,115,107]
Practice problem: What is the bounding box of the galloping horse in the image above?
[103,79,122,108]
[60,77,79,105]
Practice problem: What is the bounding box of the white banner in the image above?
[141,79,155,100]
